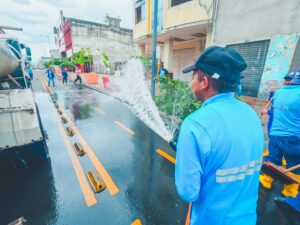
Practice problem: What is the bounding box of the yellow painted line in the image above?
[54,103,97,207]
[62,109,120,195]
[132,219,142,225]
[40,74,98,206]
[114,121,136,135]
[94,107,106,115]
[39,75,47,92]
[39,73,53,94]
[40,73,119,195]
[156,149,176,164]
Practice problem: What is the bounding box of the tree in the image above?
[96,48,110,68]
[155,77,202,120]
[60,57,74,68]
[70,48,94,72]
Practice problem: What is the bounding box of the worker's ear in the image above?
[199,74,209,90]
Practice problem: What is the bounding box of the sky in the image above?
[0,0,134,63]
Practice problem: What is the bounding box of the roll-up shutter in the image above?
[228,40,270,97]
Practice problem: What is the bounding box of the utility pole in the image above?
[151,0,158,98]
[40,35,51,57]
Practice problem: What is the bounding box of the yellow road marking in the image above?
[57,115,97,207]
[63,110,120,195]
[114,121,135,135]
[39,73,53,94]
[42,81,97,207]
[40,72,119,195]
[94,107,106,115]
[156,149,176,164]
[131,219,142,225]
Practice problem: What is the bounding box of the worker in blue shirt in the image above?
[62,67,68,84]
[26,67,33,80]
[260,71,300,197]
[175,46,264,225]
[46,67,55,87]
[261,72,295,136]
[159,62,168,78]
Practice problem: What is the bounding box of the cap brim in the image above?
[182,65,195,73]
[289,78,300,85]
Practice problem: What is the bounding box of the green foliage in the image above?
[60,57,74,68]
[42,58,61,68]
[43,60,53,68]
[70,48,93,65]
[155,78,202,120]
[132,55,151,72]
[96,48,110,68]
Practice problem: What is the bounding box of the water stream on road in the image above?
[110,59,172,141]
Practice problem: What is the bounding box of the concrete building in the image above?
[133,0,216,81]
[134,0,300,98]
[210,0,300,98]
[54,10,137,73]
[50,49,61,59]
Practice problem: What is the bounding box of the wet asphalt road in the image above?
[0,72,296,225]
[0,74,187,225]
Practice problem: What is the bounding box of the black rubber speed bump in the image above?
[66,126,74,136]
[73,142,85,156]
[87,170,106,193]
[61,116,67,124]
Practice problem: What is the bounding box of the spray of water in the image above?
[110,59,172,141]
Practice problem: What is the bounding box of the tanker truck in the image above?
[0,31,48,170]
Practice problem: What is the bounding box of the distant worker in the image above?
[260,71,300,198]
[62,67,68,84]
[27,67,33,80]
[74,67,82,85]
[175,46,264,225]
[236,75,244,97]
[159,62,168,78]
[46,67,55,87]
[261,72,295,136]
[26,75,32,89]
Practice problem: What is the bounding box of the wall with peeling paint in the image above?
[213,0,300,44]
[258,34,299,98]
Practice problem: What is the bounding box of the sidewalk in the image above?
[55,71,111,93]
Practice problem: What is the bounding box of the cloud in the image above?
[0,0,134,62]
[11,0,31,4]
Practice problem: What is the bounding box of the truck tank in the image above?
[0,38,19,77]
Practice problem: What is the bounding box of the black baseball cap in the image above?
[284,72,295,80]
[182,46,247,81]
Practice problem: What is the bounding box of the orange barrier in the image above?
[55,68,62,75]
[102,77,110,90]
[85,72,99,84]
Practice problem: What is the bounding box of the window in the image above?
[171,0,192,7]
[135,0,146,24]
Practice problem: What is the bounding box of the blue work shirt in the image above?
[175,92,264,225]
[62,71,68,78]
[270,85,300,137]
[47,70,54,79]
[159,68,168,78]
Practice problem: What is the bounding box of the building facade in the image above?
[134,0,300,98]
[212,0,300,98]
[133,0,215,81]
[54,10,137,73]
